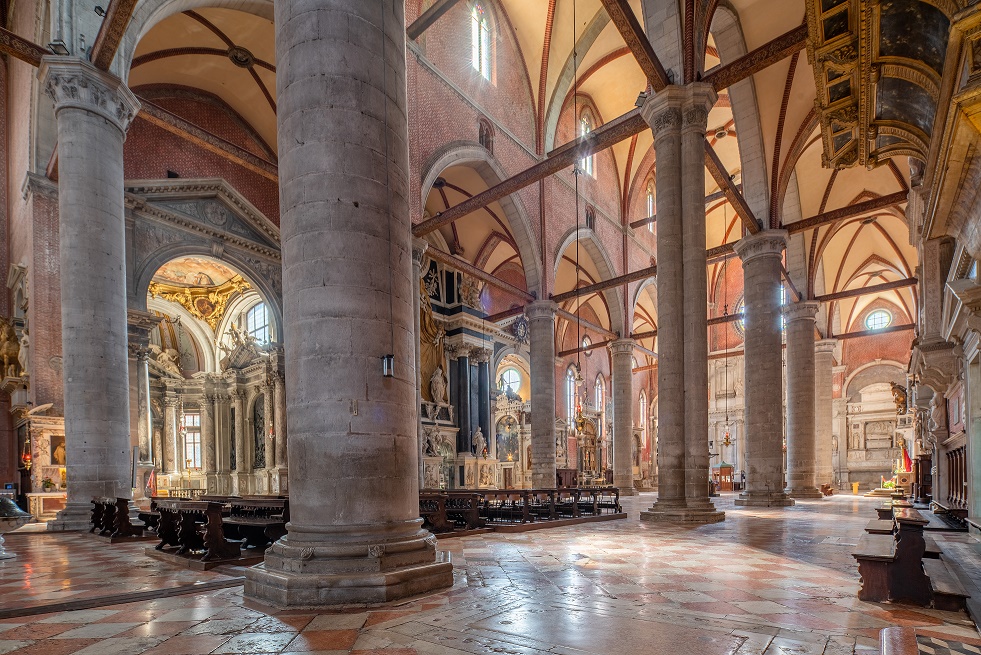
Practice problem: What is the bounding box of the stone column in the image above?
[527,300,558,488]
[734,230,794,507]
[784,301,822,499]
[263,382,275,469]
[273,374,287,471]
[456,351,472,454]
[814,339,837,487]
[201,394,216,473]
[39,57,140,529]
[476,352,491,452]
[640,87,686,520]
[162,395,179,475]
[610,339,635,495]
[133,346,153,465]
[640,85,723,523]
[215,394,230,474]
[232,390,247,491]
[412,238,428,487]
[246,0,451,606]
[681,84,722,519]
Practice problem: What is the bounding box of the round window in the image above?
[499,367,521,393]
[865,309,892,331]
[582,336,592,356]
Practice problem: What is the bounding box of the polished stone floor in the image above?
[0,493,977,654]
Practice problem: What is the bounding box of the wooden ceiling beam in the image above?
[551,264,657,304]
[599,0,670,91]
[90,0,138,71]
[833,323,915,340]
[814,277,917,303]
[555,308,618,340]
[704,141,761,234]
[406,0,464,41]
[785,191,908,234]
[557,328,657,357]
[412,109,647,237]
[701,24,808,91]
[425,245,535,302]
[0,26,49,67]
[628,187,737,229]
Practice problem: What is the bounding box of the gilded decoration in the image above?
[419,277,446,403]
[148,274,251,332]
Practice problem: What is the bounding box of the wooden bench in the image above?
[90,497,115,535]
[876,499,913,520]
[555,489,580,518]
[109,498,145,539]
[222,498,288,550]
[922,557,971,611]
[419,493,453,533]
[154,500,240,561]
[582,487,622,514]
[443,493,485,530]
[932,500,969,528]
[482,491,531,524]
[820,484,834,496]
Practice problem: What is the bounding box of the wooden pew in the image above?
[482,490,530,524]
[154,500,241,561]
[419,493,453,533]
[111,498,145,539]
[443,493,485,530]
[222,498,288,550]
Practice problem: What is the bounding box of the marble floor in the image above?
[0,493,977,654]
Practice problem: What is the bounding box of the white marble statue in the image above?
[472,427,486,456]
[429,366,447,404]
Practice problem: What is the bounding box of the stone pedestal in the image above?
[638,85,723,524]
[814,339,837,486]
[245,0,451,607]
[528,301,557,489]
[784,302,822,499]
[611,339,635,495]
[734,230,794,508]
[39,57,140,530]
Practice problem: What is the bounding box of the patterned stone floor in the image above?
[0,493,977,654]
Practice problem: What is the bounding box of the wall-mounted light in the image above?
[94,6,105,16]
[47,40,70,56]
[382,354,395,378]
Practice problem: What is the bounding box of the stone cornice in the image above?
[732,229,788,265]
[39,56,140,134]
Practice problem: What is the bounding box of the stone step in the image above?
[923,557,970,611]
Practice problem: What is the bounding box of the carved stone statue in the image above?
[419,278,446,402]
[472,427,486,456]
[0,321,20,378]
[891,383,908,415]
[152,346,182,377]
[459,274,482,311]
[17,331,29,377]
[429,366,447,404]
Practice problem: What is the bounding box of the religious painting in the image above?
[194,296,217,320]
[496,416,519,463]
[50,434,66,466]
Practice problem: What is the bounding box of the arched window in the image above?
[646,180,655,233]
[182,412,201,469]
[582,335,592,356]
[471,3,491,80]
[500,367,521,393]
[246,302,270,344]
[595,375,605,412]
[566,367,577,423]
[579,111,594,177]
[639,392,647,445]
[865,309,892,330]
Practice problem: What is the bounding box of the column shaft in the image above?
[201,395,216,474]
[163,398,178,475]
[246,0,451,606]
[233,391,247,479]
[734,230,794,507]
[456,355,472,454]
[40,57,140,529]
[412,239,428,487]
[528,301,557,488]
[135,349,153,464]
[273,376,287,469]
[264,384,275,469]
[814,340,836,487]
[784,301,822,498]
[611,339,635,495]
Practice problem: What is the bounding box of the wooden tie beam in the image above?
[412,109,647,237]
[599,0,670,91]
[704,141,761,234]
[555,308,618,339]
[814,277,917,303]
[551,264,657,304]
[833,323,915,340]
[406,0,464,41]
[702,24,809,91]
[0,26,49,66]
[90,0,139,71]
[785,191,908,234]
[628,187,737,229]
[557,329,657,358]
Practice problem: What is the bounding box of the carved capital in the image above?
[781,301,819,324]
[609,338,634,356]
[639,85,686,138]
[411,237,429,269]
[732,229,788,266]
[815,339,838,356]
[469,347,492,364]
[525,300,557,323]
[39,57,140,134]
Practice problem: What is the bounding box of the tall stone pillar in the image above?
[611,339,635,495]
[246,0,451,606]
[215,394,230,475]
[681,84,722,518]
[412,238,428,486]
[784,301,822,499]
[640,85,723,523]
[263,383,275,469]
[455,351,472,454]
[201,394,216,486]
[133,346,153,465]
[163,396,178,475]
[814,339,837,487]
[734,230,794,507]
[39,57,140,529]
[273,374,287,473]
[528,301,558,488]
[232,389,248,490]
[476,353,491,452]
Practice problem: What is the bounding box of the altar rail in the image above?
[420,487,621,533]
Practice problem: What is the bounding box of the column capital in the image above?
[815,339,838,355]
[525,300,557,321]
[639,85,686,137]
[609,338,635,356]
[782,301,819,324]
[39,56,140,134]
[411,237,429,268]
[682,83,718,133]
[732,229,788,266]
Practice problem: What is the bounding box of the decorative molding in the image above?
[524,300,557,322]
[732,229,788,265]
[39,57,139,134]
[782,301,820,323]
